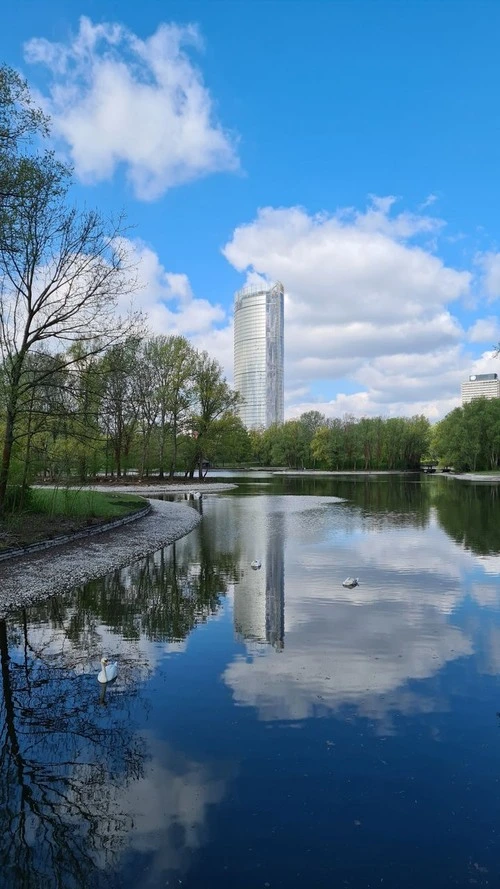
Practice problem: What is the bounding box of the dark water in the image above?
[2,475,500,889]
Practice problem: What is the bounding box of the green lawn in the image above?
[0,488,147,552]
[30,487,146,518]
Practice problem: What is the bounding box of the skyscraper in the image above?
[233,281,284,429]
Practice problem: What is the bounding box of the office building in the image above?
[233,281,284,429]
[461,373,500,405]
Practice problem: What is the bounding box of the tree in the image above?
[100,338,142,478]
[141,335,195,478]
[0,65,49,207]
[202,413,251,467]
[0,69,140,509]
[187,351,240,479]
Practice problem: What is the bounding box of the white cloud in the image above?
[418,193,439,210]
[222,198,478,418]
[475,251,500,299]
[286,348,500,420]
[24,17,238,200]
[120,238,228,338]
[224,202,468,326]
[224,503,483,724]
[468,317,500,343]
[104,205,500,419]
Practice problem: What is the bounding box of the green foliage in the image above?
[251,413,430,471]
[187,350,241,478]
[433,398,500,471]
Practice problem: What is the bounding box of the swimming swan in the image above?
[251,560,262,569]
[342,577,359,588]
[97,657,118,684]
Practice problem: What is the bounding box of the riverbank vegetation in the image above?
[431,398,500,472]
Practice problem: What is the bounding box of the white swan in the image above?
[342,577,359,588]
[251,560,262,569]
[97,657,118,684]
[188,490,202,499]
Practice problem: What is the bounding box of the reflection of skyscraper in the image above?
[265,513,285,650]
[233,498,285,650]
[233,281,284,430]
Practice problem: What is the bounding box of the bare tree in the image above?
[0,67,141,509]
[0,158,141,508]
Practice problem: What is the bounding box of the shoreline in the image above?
[272,470,417,476]
[0,492,233,617]
[32,481,238,494]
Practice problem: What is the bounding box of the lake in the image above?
[2,474,500,889]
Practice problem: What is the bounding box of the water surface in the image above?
[2,475,500,888]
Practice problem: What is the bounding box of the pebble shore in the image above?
[0,484,235,617]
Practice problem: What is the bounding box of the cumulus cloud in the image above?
[24,17,238,199]
[224,498,482,725]
[224,201,468,325]
[223,197,479,418]
[286,347,500,420]
[110,237,235,376]
[120,238,227,337]
[101,203,499,419]
[468,316,500,344]
[476,251,500,299]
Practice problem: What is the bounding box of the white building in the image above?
[461,373,500,405]
[233,281,284,429]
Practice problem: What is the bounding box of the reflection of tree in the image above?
[434,481,500,555]
[0,614,145,889]
[281,474,431,527]
[0,512,239,887]
[41,515,240,646]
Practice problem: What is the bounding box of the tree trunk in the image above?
[169,417,177,479]
[159,423,166,480]
[0,407,16,514]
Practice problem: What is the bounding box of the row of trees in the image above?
[250,412,431,471]
[8,334,243,487]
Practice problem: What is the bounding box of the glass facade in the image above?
[233,281,284,429]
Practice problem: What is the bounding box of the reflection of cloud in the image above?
[225,602,471,722]
[223,501,497,725]
[470,583,500,609]
[114,736,234,883]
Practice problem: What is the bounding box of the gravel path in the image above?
[0,498,207,617]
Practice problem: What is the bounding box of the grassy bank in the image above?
[0,488,147,552]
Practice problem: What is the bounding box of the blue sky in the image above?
[2,0,500,419]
